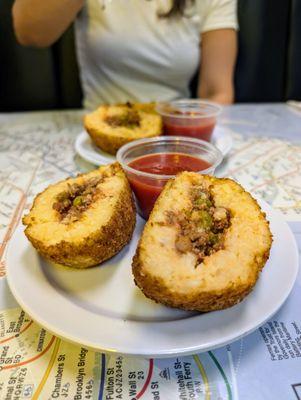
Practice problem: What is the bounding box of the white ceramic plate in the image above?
[6,201,298,358]
[75,126,233,166]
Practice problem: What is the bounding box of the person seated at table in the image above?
[12,0,238,110]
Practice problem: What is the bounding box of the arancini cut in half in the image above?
[23,163,136,268]
[132,173,272,312]
[84,102,162,155]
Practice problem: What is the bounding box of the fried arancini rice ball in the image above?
[132,173,272,312]
[23,163,136,268]
[84,103,162,155]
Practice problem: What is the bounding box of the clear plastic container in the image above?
[116,136,223,219]
[156,99,222,142]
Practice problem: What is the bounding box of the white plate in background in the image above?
[75,126,233,166]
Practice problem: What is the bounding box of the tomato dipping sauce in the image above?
[156,100,221,142]
[164,118,216,142]
[128,153,211,219]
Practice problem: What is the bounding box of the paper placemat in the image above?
[220,132,301,225]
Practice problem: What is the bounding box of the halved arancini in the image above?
[132,173,272,311]
[84,103,162,155]
[23,163,136,268]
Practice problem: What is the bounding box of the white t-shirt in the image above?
[75,0,238,109]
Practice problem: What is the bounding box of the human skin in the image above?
[198,29,237,104]
[12,0,84,47]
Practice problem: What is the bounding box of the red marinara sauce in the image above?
[128,153,211,219]
[164,118,216,142]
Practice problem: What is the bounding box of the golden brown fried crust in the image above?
[132,175,273,312]
[26,187,135,268]
[85,126,134,155]
[84,103,163,155]
[132,248,270,312]
[23,164,136,268]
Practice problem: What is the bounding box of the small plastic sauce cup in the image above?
[156,100,222,142]
[117,136,223,219]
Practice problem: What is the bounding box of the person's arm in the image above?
[198,29,237,104]
[12,0,84,47]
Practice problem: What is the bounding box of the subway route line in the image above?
[1,335,56,371]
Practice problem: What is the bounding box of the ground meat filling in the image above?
[105,110,141,128]
[52,177,103,224]
[169,185,231,264]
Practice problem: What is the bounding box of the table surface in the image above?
[0,103,301,400]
